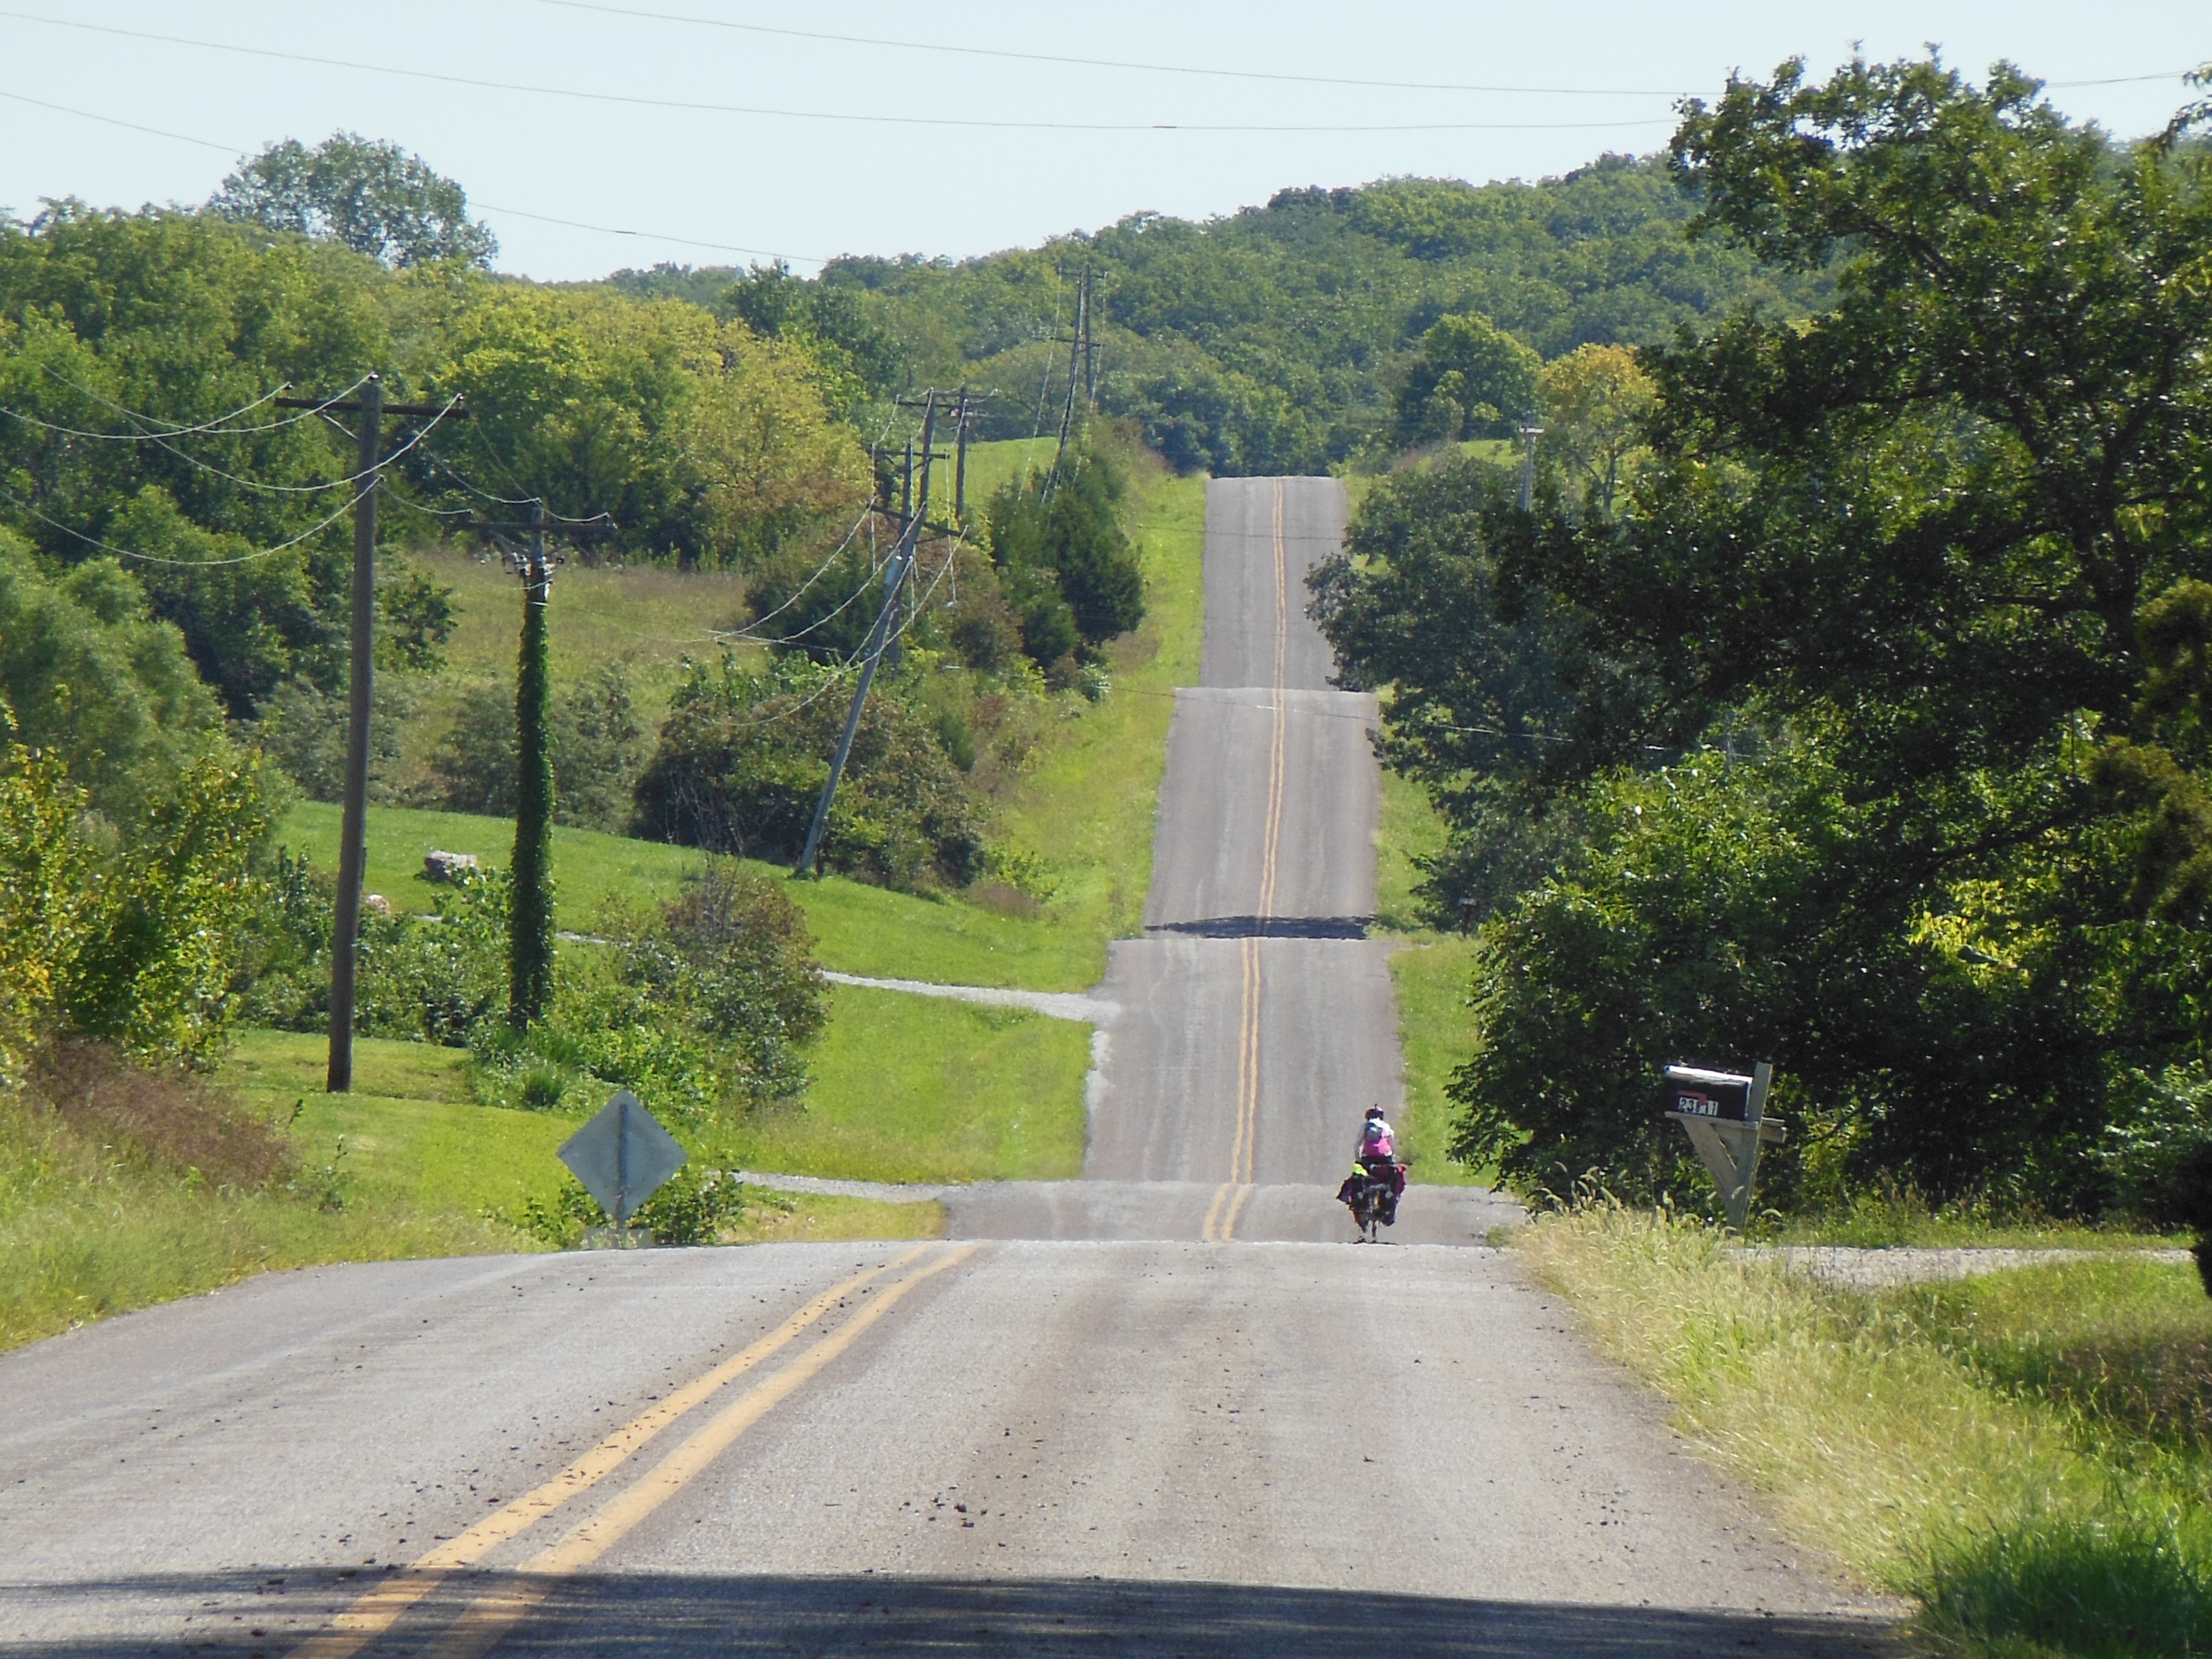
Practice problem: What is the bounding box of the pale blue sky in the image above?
[0,1,2203,280]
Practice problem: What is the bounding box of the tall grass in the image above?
[0,1065,514,1353]
[1521,1205,2212,1657]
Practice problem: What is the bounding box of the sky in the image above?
[0,2,2204,282]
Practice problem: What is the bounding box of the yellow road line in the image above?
[1200,1181,1232,1241]
[425,1246,984,1659]
[289,1247,929,1659]
[1220,1182,1255,1240]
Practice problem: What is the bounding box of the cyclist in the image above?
[1338,1106,1407,1226]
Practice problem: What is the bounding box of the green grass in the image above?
[1768,1188,2188,1251]
[410,547,750,712]
[721,984,1092,1184]
[279,800,1100,991]
[994,458,1207,946]
[1368,762,1491,1184]
[1388,937,1483,1185]
[1375,766,1446,935]
[281,452,1209,996]
[1524,1206,2212,1658]
[0,1062,522,1353]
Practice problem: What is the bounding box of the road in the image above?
[0,478,1898,1657]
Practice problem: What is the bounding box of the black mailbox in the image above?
[1662,1064,1755,1123]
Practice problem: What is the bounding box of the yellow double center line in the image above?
[1205,481,1292,1242]
[293,1243,977,1659]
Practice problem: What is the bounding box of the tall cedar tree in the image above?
[509,566,555,1026]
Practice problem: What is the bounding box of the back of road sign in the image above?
[559,1090,686,1226]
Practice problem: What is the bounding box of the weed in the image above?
[1522,1203,2212,1658]
[30,1041,294,1189]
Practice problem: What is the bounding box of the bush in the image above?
[984,450,1144,661]
[505,1166,790,1248]
[354,865,511,1045]
[430,662,646,833]
[633,653,986,890]
[29,1040,294,1189]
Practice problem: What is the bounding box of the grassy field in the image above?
[721,986,1092,1183]
[1524,1206,2212,1657]
[277,800,1106,991]
[285,445,1210,995]
[994,458,1207,945]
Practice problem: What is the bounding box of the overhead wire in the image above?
[2,478,367,568]
[528,2,2202,98]
[0,397,464,565]
[0,13,1677,133]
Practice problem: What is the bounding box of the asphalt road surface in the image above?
[0,477,1899,1656]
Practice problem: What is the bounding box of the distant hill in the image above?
[598,153,1829,475]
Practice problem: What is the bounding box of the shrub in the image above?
[633,653,986,890]
[29,1040,294,1189]
[355,865,511,1045]
[430,662,646,833]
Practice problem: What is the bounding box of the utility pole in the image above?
[952,385,971,524]
[1052,268,1090,481]
[795,392,942,877]
[273,377,466,1095]
[1516,421,1545,513]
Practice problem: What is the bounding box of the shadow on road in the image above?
[1146,915,1371,939]
[7,1568,1904,1658]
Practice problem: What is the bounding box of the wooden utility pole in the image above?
[273,378,466,1095]
[795,391,941,877]
[1052,269,1089,480]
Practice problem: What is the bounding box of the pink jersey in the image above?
[1359,1120,1395,1159]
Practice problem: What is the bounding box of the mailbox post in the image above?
[1663,1061,1787,1230]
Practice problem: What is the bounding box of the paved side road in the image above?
[0,1242,1898,1659]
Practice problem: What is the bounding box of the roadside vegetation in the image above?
[1315,60,2212,1250]
[1525,1206,2212,1657]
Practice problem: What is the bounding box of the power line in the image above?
[464,199,820,266]
[529,0,1688,97]
[2,479,367,567]
[1,397,463,564]
[530,4,2200,98]
[0,14,1674,133]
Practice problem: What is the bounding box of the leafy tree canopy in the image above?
[1315,58,2212,1213]
[1395,312,1541,445]
[209,132,497,268]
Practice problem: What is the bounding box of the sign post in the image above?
[1663,1061,1786,1231]
[558,1090,687,1247]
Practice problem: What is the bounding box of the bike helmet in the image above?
[1364,1105,1384,1119]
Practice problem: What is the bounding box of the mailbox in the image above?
[1662,1059,1783,1231]
[1662,1064,1755,1123]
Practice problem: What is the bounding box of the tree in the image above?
[984,447,1144,665]
[1399,313,1542,446]
[509,565,555,1028]
[632,653,986,891]
[1538,344,1656,516]
[1319,58,2212,1211]
[209,133,497,268]
[0,535,224,821]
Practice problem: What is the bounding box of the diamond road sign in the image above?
[558,1091,686,1226]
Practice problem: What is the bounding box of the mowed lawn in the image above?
[278,800,1108,993]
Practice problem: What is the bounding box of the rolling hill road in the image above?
[0,478,1898,1657]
